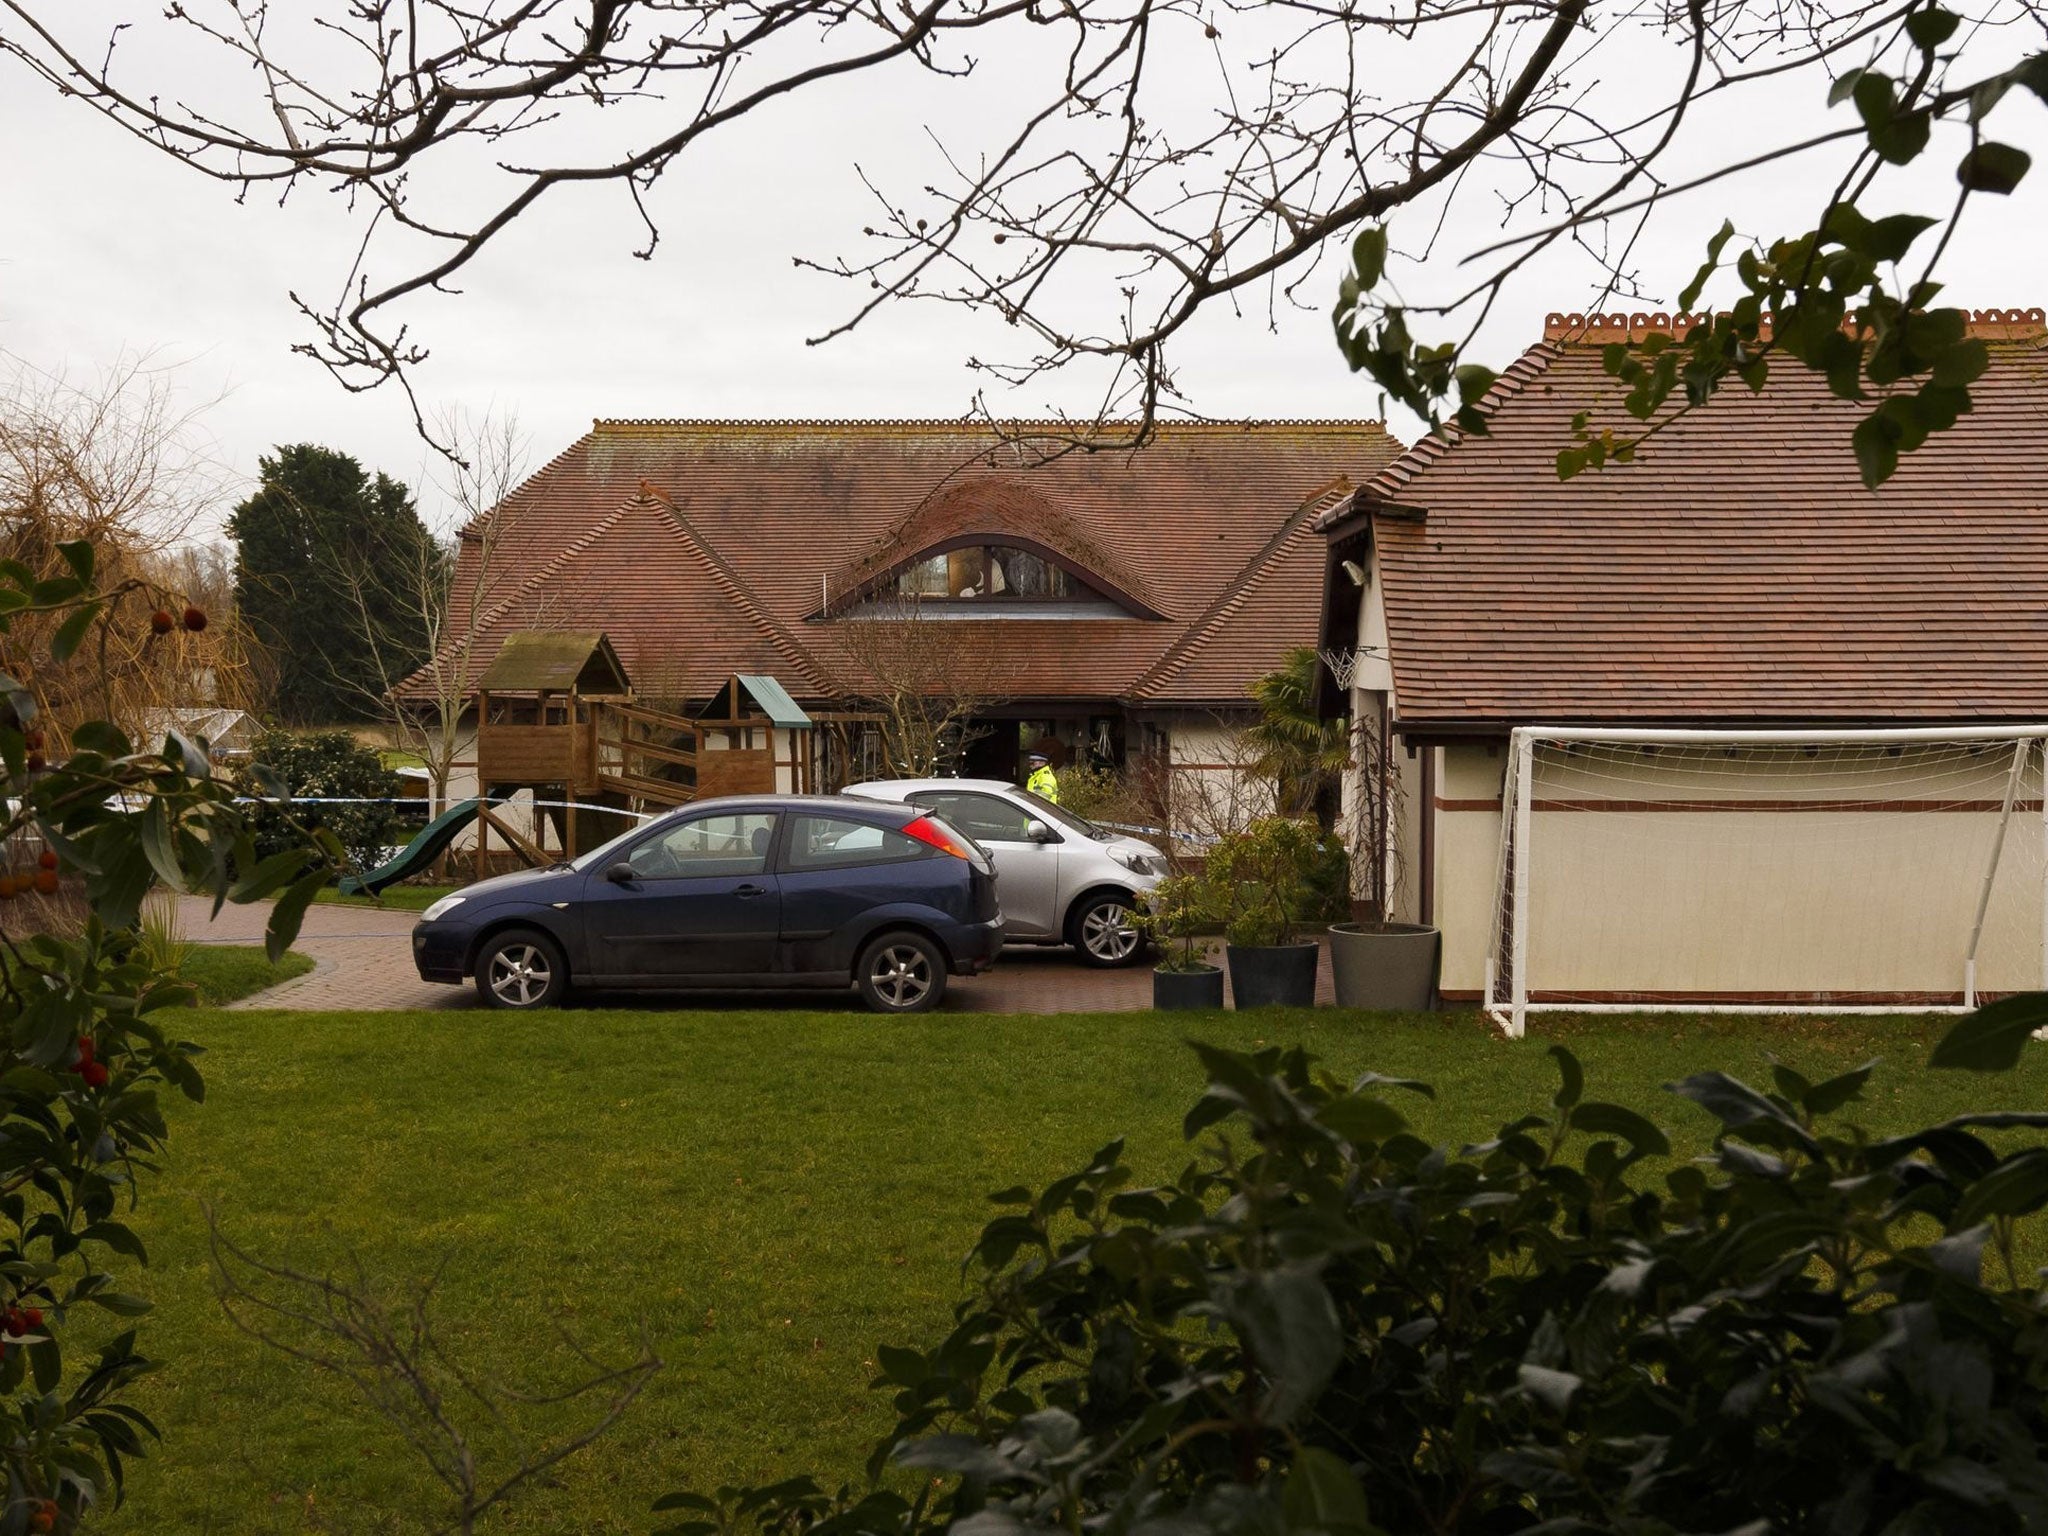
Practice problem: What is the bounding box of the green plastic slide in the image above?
[337,799,482,896]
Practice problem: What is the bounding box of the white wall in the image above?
[1160,713,1274,837]
[1339,562,1423,921]
[1354,563,1394,694]
[1435,742,1506,996]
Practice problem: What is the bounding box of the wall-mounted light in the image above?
[1341,559,1367,587]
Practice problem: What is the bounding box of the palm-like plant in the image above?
[1246,646,1350,819]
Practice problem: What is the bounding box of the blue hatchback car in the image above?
[411,795,1003,1013]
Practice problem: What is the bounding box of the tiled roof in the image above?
[1134,482,1353,699]
[412,420,1402,707]
[1350,308,2048,728]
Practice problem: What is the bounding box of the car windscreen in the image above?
[570,817,661,872]
[1019,790,1106,841]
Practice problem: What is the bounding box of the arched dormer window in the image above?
[895,543,1082,602]
[842,536,1153,618]
[819,480,1165,621]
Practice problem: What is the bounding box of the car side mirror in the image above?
[606,861,637,884]
[1025,819,1054,843]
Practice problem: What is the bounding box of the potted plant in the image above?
[1137,875,1224,1010]
[1326,702,1439,1011]
[1207,815,1323,1008]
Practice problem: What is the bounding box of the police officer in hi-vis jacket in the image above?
[1025,750,1059,804]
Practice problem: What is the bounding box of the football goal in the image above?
[1484,725,2048,1038]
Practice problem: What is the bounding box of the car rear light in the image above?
[903,814,990,872]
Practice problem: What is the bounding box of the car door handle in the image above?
[735,884,769,899]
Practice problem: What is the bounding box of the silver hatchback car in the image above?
[844,778,1169,966]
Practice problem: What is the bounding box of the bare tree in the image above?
[1157,721,1278,856]
[208,1210,661,1536]
[168,538,238,620]
[830,598,1001,778]
[3,3,2040,465]
[321,408,534,807]
[0,351,263,743]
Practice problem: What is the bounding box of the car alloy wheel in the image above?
[1076,896,1141,966]
[486,941,555,1007]
[867,942,934,1010]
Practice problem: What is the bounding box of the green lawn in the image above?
[175,946,315,1005]
[313,882,463,911]
[94,1005,2048,1535]
[2,946,309,1007]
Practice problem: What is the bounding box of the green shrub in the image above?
[1055,761,1162,834]
[1202,815,1329,947]
[657,1003,2048,1536]
[239,729,403,878]
[137,897,189,975]
[1301,830,1349,922]
[1133,874,1217,973]
[1048,761,1119,822]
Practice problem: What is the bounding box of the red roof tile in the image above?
[1337,309,2048,728]
[414,421,1401,707]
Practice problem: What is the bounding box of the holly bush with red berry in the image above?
[0,538,335,1531]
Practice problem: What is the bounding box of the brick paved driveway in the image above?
[174,894,462,1011]
[176,894,1336,1013]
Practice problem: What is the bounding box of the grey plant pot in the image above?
[1328,922,1440,1012]
[1153,965,1226,1011]
[1225,942,1319,1009]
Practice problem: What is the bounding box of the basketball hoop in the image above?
[1319,646,1360,690]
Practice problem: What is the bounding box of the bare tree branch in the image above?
[3,1,2042,448]
[207,1205,661,1536]
[312,406,583,815]
[0,352,263,744]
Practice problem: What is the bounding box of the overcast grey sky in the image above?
[3,4,2043,533]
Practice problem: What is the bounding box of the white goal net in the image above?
[1485,726,2048,1037]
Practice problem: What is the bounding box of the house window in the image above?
[890,544,1081,601]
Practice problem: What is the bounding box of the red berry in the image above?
[21,1309,43,1331]
[181,605,208,633]
[75,1036,93,1065]
[29,1502,53,1533]
[80,1062,108,1089]
[22,728,42,752]
[149,609,175,636]
[31,870,55,896]
[24,752,44,774]
[37,850,56,871]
